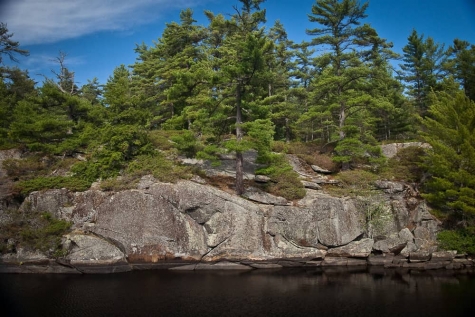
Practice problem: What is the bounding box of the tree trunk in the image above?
[339,101,346,140]
[235,83,244,195]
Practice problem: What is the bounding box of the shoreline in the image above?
[1,254,473,274]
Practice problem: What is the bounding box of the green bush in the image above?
[380,146,426,182]
[437,228,475,255]
[327,169,378,197]
[0,211,71,257]
[13,176,91,196]
[256,153,305,200]
[126,153,192,183]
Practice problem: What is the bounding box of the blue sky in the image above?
[1,0,475,87]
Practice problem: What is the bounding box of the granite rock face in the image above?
[326,239,374,258]
[3,174,459,272]
[65,232,128,266]
[11,179,365,264]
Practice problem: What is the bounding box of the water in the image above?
[1,267,474,317]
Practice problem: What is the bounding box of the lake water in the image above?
[1,267,474,317]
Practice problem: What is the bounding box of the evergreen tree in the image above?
[420,91,475,222]
[0,22,29,64]
[132,9,207,129]
[265,20,298,141]
[306,0,394,168]
[399,30,448,114]
[217,0,273,194]
[445,39,475,101]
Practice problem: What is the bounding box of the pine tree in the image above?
[445,39,475,101]
[400,30,448,114]
[306,0,394,168]
[420,91,475,221]
[0,22,29,64]
[132,9,207,129]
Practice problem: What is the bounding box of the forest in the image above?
[1,0,475,253]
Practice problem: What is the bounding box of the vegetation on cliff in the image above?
[1,0,475,253]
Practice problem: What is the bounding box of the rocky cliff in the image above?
[1,145,473,273]
[2,174,472,273]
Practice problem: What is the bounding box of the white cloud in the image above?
[1,0,211,45]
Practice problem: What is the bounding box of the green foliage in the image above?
[380,146,426,182]
[327,169,378,197]
[359,201,393,239]
[73,124,153,182]
[256,153,305,200]
[125,153,192,183]
[0,211,71,257]
[13,176,91,196]
[170,130,202,158]
[420,91,475,221]
[0,22,29,64]
[400,29,449,114]
[242,119,275,162]
[438,228,475,255]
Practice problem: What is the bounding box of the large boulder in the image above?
[300,192,363,247]
[326,239,374,258]
[380,142,430,159]
[65,232,128,267]
[373,236,407,254]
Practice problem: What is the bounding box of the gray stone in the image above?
[367,254,394,266]
[249,263,282,269]
[298,192,363,247]
[190,175,207,184]
[430,250,457,262]
[169,264,197,271]
[374,181,405,194]
[409,251,431,263]
[380,142,430,159]
[242,187,289,205]
[413,227,431,240]
[347,258,368,266]
[311,165,332,174]
[8,174,442,268]
[304,260,323,267]
[322,257,349,266]
[196,261,253,270]
[65,232,128,266]
[398,228,414,243]
[424,261,451,270]
[301,181,322,190]
[254,175,271,183]
[400,242,417,258]
[402,262,428,269]
[326,239,374,258]
[373,236,407,254]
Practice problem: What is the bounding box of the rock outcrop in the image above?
[380,142,430,158]
[1,173,472,273]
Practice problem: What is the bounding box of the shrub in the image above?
[380,146,426,182]
[437,228,475,255]
[0,211,71,257]
[327,169,378,197]
[13,176,91,196]
[2,156,46,178]
[256,153,305,200]
[126,153,192,183]
[297,153,336,172]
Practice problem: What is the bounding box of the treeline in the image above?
[1,1,475,226]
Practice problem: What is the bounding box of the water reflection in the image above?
[1,267,474,317]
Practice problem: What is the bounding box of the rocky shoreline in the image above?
[1,252,474,274]
[2,145,472,274]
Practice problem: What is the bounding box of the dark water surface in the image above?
[1,267,475,317]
